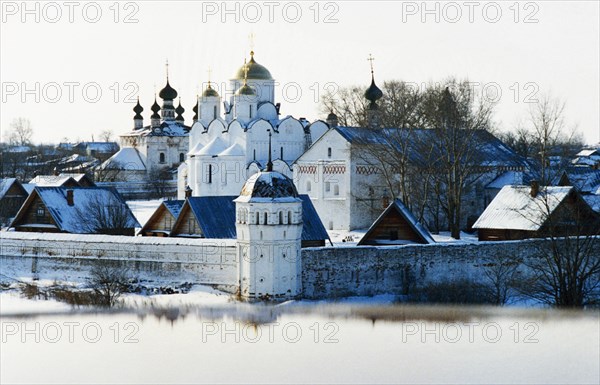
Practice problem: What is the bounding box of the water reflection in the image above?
[2,304,598,384]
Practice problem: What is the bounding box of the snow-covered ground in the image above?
[126,199,162,227]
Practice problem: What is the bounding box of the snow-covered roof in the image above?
[486,171,524,189]
[561,168,600,194]
[576,149,600,157]
[583,195,600,213]
[78,142,119,152]
[332,127,526,169]
[188,141,204,156]
[122,121,190,137]
[29,175,76,187]
[197,136,227,156]
[473,185,573,231]
[58,173,88,183]
[99,147,146,171]
[12,186,139,233]
[236,171,299,202]
[0,178,26,199]
[219,143,245,157]
[162,200,184,218]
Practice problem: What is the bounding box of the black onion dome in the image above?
[151,98,161,118]
[240,171,298,199]
[364,76,383,102]
[327,111,338,121]
[159,80,178,100]
[133,99,144,119]
[133,99,144,114]
[175,100,185,115]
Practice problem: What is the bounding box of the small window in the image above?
[208,164,213,184]
[179,153,184,162]
[279,211,283,225]
[280,147,283,159]
[253,149,256,161]
[263,212,268,225]
[159,152,165,163]
[306,181,311,192]
[256,212,260,224]
[327,147,332,157]
[334,184,340,196]
[288,211,292,224]
[249,105,252,119]
[36,205,45,218]
[325,182,331,192]
[213,105,217,119]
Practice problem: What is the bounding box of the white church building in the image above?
[179,51,329,198]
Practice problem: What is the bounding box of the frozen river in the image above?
[1,303,598,384]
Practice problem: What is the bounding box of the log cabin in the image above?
[473,182,600,241]
[139,200,184,236]
[10,186,139,235]
[0,178,29,225]
[357,199,435,246]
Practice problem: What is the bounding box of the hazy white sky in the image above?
[1,0,599,144]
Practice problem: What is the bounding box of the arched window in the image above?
[263,212,268,225]
[208,164,213,183]
[253,149,256,160]
[249,105,252,119]
[179,153,184,162]
[256,211,260,224]
[334,184,340,196]
[279,211,283,224]
[280,147,283,159]
[159,152,165,163]
[213,105,217,119]
[306,181,311,192]
[327,147,332,158]
[288,211,292,224]
[325,182,331,192]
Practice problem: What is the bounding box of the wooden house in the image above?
[10,186,139,235]
[139,200,184,236]
[357,199,435,246]
[0,178,29,225]
[170,195,331,247]
[473,183,600,241]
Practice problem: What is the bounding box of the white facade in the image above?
[293,128,390,231]
[182,51,329,198]
[234,172,303,300]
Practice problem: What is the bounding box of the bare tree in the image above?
[74,194,135,234]
[519,188,600,307]
[99,130,114,142]
[7,118,33,146]
[87,264,131,307]
[148,166,173,198]
[483,256,522,305]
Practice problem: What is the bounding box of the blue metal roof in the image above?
[333,126,527,169]
[187,196,238,239]
[162,200,184,218]
[185,195,329,242]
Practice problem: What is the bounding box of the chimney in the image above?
[66,190,74,206]
[530,180,539,198]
